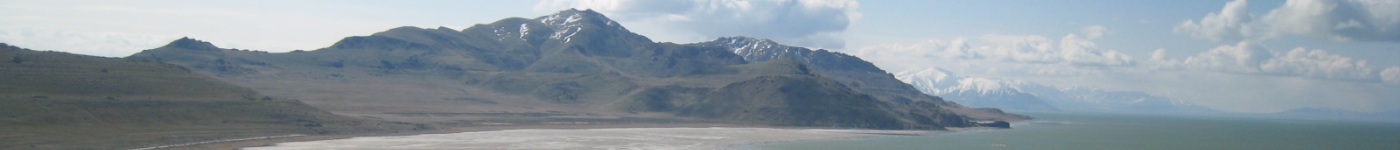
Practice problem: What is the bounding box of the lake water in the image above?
[749,112,1400,150]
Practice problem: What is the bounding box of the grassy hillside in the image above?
[0,43,420,149]
[694,37,1030,122]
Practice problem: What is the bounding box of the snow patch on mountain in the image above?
[537,10,586,43]
[709,37,793,62]
[533,9,630,44]
[519,24,530,40]
[491,26,508,41]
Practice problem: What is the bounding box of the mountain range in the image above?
[0,9,1032,149]
[126,9,1026,130]
[896,67,1212,114]
[0,43,420,149]
[895,67,1058,111]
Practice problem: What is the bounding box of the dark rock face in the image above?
[162,37,222,51]
[978,121,1012,128]
[126,9,1027,129]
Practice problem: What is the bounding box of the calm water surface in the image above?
[750,112,1400,150]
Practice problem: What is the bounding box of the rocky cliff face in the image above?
[129,9,1028,129]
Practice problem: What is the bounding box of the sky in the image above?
[2,0,1398,114]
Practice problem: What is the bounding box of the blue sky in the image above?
[2,0,1398,114]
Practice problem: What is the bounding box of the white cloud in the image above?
[1260,0,1400,42]
[975,34,1060,63]
[856,38,975,60]
[1176,0,1400,42]
[1056,34,1134,66]
[855,32,1134,70]
[1181,41,1384,81]
[535,0,860,49]
[860,38,1400,113]
[1174,0,1254,41]
[1150,48,1169,62]
[1081,25,1109,39]
[1382,67,1400,84]
[1143,48,1185,70]
[1183,42,1274,73]
[1262,47,1376,80]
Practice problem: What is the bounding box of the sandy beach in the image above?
[240,127,951,150]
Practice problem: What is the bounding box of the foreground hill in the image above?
[0,43,419,149]
[129,9,1026,130]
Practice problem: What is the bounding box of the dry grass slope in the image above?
[0,43,421,150]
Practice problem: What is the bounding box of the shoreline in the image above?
[214,124,999,150]
[721,127,1001,150]
[169,123,745,150]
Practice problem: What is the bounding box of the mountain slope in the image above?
[691,37,1029,121]
[128,9,1026,130]
[0,43,417,149]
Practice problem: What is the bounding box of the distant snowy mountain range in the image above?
[895,67,1214,114]
[894,67,1057,111]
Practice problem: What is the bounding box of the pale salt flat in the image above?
[243,127,942,150]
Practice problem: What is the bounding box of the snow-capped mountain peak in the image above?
[894,67,1057,111]
[708,36,795,62]
[896,67,1024,95]
[532,9,629,43]
[956,77,1011,94]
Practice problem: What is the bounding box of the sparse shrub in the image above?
[329,61,345,68]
